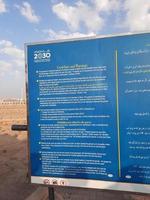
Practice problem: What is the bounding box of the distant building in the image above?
[0,99,26,104]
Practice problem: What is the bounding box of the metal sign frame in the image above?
[25,31,150,194]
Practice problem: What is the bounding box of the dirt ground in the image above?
[0,103,38,200]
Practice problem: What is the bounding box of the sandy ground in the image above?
[0,103,38,200]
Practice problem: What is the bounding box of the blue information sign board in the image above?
[26,32,150,193]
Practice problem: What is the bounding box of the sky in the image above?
[0,0,150,98]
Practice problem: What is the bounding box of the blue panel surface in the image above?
[27,33,150,185]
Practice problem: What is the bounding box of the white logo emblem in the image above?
[34,49,51,63]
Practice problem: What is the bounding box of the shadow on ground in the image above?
[54,186,150,200]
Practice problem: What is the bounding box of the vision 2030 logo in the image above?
[34,49,51,63]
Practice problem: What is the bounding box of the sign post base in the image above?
[48,187,55,200]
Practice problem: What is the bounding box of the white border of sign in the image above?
[25,31,150,194]
[31,176,150,194]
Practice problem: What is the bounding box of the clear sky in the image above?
[0,0,150,98]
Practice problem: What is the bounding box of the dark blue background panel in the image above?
[26,33,150,191]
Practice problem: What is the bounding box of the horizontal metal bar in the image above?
[25,31,150,46]
[11,124,28,131]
